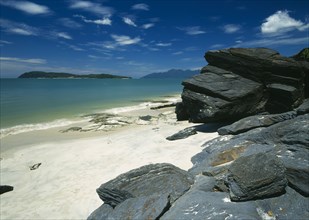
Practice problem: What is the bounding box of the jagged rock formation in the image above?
[178,48,308,122]
[88,48,309,220]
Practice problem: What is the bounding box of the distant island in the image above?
[18,71,131,79]
[141,69,199,79]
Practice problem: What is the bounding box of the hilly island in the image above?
[18,71,131,79]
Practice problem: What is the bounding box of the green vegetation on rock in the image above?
[292,48,309,61]
[18,71,131,79]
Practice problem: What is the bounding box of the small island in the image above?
[18,71,131,79]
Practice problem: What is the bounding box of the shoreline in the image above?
[0,93,180,140]
[0,96,219,219]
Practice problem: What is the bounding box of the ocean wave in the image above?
[0,119,83,139]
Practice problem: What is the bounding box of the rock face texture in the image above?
[88,48,309,220]
[88,163,193,220]
[179,48,308,122]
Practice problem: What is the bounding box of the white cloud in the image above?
[123,17,137,27]
[233,36,309,47]
[0,19,39,36]
[222,24,241,33]
[261,10,308,35]
[132,3,149,11]
[0,0,51,15]
[210,44,225,49]
[178,26,206,35]
[172,51,183,55]
[75,15,112,26]
[0,57,46,64]
[57,32,72,40]
[0,40,12,45]
[10,28,34,35]
[111,34,141,45]
[156,43,172,47]
[59,18,82,29]
[69,0,114,16]
[70,45,84,51]
[141,23,154,29]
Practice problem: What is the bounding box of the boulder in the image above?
[217,110,297,135]
[87,204,113,220]
[296,98,309,114]
[175,102,189,121]
[178,48,307,122]
[161,190,261,220]
[181,65,266,122]
[190,114,309,182]
[166,127,197,141]
[90,163,194,219]
[96,163,193,206]
[254,186,309,220]
[226,153,287,201]
[0,185,14,195]
[108,194,170,220]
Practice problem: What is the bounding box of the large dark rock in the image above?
[166,127,197,141]
[191,114,309,197]
[182,65,266,123]
[226,153,287,201]
[96,163,193,206]
[254,186,309,219]
[87,204,113,220]
[161,190,261,220]
[0,185,14,195]
[217,110,297,135]
[90,163,194,219]
[108,194,170,220]
[205,48,304,83]
[178,48,307,122]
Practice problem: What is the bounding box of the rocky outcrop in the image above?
[88,163,193,220]
[88,113,309,220]
[88,48,309,220]
[178,48,308,122]
[227,153,287,201]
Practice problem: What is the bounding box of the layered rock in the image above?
[179,48,308,122]
[88,163,193,220]
[88,48,309,220]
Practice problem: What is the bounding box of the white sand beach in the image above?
[0,99,218,220]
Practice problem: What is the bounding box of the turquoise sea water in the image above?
[0,78,184,136]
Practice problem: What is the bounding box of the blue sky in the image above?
[0,0,308,78]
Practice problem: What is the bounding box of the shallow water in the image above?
[0,78,183,136]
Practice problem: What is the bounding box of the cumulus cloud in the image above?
[123,17,137,27]
[0,0,51,15]
[0,57,46,64]
[222,24,241,33]
[178,26,206,35]
[261,10,308,35]
[69,0,114,16]
[0,19,39,36]
[75,15,112,25]
[132,3,149,11]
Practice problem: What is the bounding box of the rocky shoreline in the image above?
[88,48,309,220]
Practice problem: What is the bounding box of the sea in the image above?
[0,78,184,138]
